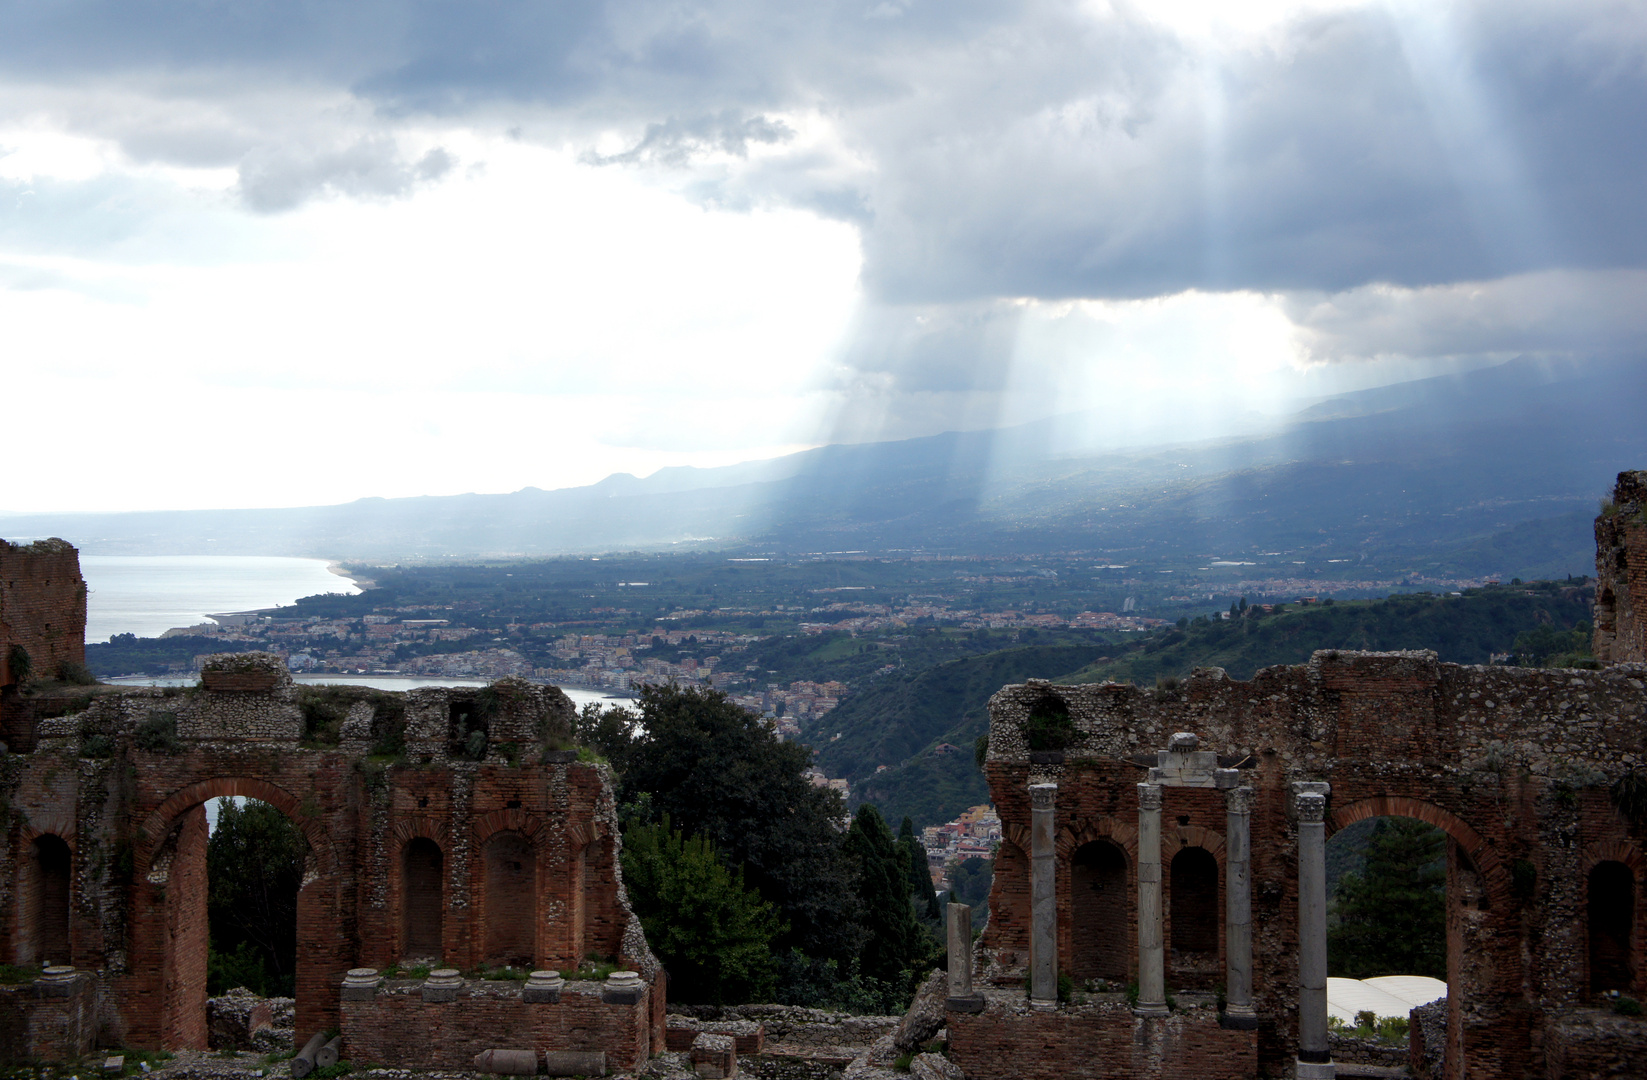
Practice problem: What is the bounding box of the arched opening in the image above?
[1070,840,1128,982]
[483,832,536,967]
[401,838,445,961]
[141,778,328,1052]
[207,798,309,998]
[1169,846,1219,984]
[1589,860,1635,994]
[22,835,72,965]
[1325,811,1454,1076]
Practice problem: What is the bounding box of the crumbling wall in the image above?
[1596,470,1647,664]
[0,538,87,746]
[977,653,1647,1078]
[0,652,658,1065]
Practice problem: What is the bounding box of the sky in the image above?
[2,0,1645,513]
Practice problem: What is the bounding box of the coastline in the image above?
[328,560,374,590]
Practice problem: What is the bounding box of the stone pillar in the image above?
[1135,782,1167,1016]
[1224,784,1258,1028]
[946,902,984,1011]
[1029,782,1058,1009]
[1294,784,1334,1079]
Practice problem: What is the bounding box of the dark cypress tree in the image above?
[845,806,931,986]
[1328,817,1447,979]
[898,816,941,923]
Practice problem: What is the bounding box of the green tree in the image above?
[845,805,934,988]
[621,816,783,1005]
[1328,817,1446,980]
[207,799,310,996]
[576,700,637,764]
[618,684,863,964]
[949,856,993,912]
[898,817,941,923]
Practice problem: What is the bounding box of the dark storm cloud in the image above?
[2,0,1643,300]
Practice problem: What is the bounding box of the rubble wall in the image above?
[1596,470,1647,664]
[977,653,1647,1078]
[0,653,659,1065]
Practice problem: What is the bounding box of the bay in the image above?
[82,555,361,641]
[105,674,629,711]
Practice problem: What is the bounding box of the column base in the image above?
[1219,1007,1260,1030]
[1132,1003,1169,1017]
[1028,997,1058,1012]
[946,995,986,1013]
[1294,1059,1335,1079]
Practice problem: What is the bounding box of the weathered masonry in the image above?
[0,641,664,1068]
[952,471,1647,1080]
[0,538,87,716]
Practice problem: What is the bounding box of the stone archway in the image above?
[133,778,342,1051]
[1329,796,1500,1080]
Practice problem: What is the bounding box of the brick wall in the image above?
[981,651,1647,1077]
[0,537,87,743]
[0,975,100,1062]
[1596,470,1647,664]
[0,656,658,1065]
[948,997,1256,1080]
[341,979,652,1071]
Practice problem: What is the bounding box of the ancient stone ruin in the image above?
[0,570,664,1070]
[954,471,1647,1079]
[0,537,87,700]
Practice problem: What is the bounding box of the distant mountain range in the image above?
[3,356,1641,575]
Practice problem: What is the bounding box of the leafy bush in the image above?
[6,644,31,685]
[1615,995,1644,1017]
[1024,695,1076,751]
[57,661,96,685]
[135,712,184,755]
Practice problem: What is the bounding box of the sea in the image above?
[81,554,627,711]
[82,554,360,641]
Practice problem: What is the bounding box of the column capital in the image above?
[1295,791,1327,823]
[1137,782,1163,811]
[1030,782,1057,810]
[1225,785,1255,814]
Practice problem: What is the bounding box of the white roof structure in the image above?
[1326,976,1447,1023]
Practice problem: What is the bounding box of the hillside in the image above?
[3,357,1640,581]
[827,580,1595,828]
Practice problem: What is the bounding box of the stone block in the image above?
[602,970,645,1005]
[521,970,563,1004]
[340,969,382,1003]
[690,1032,737,1079]
[543,1050,608,1076]
[422,968,463,1003]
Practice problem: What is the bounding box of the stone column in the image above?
[1294,784,1334,1079]
[1029,782,1058,1009]
[946,902,984,1011]
[1224,784,1258,1028]
[1135,782,1168,1016]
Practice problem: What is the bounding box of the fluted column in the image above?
[1294,783,1334,1079]
[1135,781,1167,1016]
[1224,784,1257,1028]
[1029,783,1058,1009]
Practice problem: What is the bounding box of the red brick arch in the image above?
[391,817,450,847]
[1583,839,1647,877]
[1329,795,1505,894]
[1057,817,1138,864]
[473,808,547,847]
[21,813,75,844]
[1163,823,1225,862]
[136,777,338,877]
